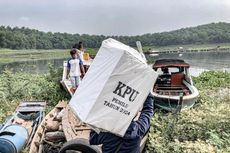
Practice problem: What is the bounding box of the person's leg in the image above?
[75,76,81,88]
[70,76,76,89]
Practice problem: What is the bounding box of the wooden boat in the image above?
[151,59,199,111]
[29,101,67,153]
[60,105,101,153]
[60,55,93,96]
[0,101,46,153]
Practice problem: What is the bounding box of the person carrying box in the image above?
[89,95,154,153]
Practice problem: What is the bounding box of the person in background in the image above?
[89,95,154,153]
[66,49,85,91]
[77,41,85,61]
[72,42,85,62]
[162,67,169,74]
[78,41,84,50]
[72,43,78,49]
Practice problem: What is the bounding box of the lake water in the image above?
[0,58,65,74]
[147,51,230,76]
[0,51,229,76]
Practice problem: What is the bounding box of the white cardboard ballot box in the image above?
[69,38,158,136]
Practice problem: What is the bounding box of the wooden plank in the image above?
[62,105,91,141]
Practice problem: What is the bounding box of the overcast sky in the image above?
[0,0,230,36]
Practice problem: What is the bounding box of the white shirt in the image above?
[67,58,82,76]
[77,50,85,63]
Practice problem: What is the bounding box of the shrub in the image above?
[0,66,70,122]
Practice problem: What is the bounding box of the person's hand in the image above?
[80,73,85,79]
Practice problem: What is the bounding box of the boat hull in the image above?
[153,95,198,111]
[29,101,67,153]
[152,71,199,112]
[151,82,199,111]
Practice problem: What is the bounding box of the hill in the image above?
[0,22,230,49]
[147,22,230,46]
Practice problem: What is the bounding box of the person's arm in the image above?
[123,95,154,139]
[89,131,107,145]
[79,58,85,77]
[66,59,71,79]
[80,65,85,75]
